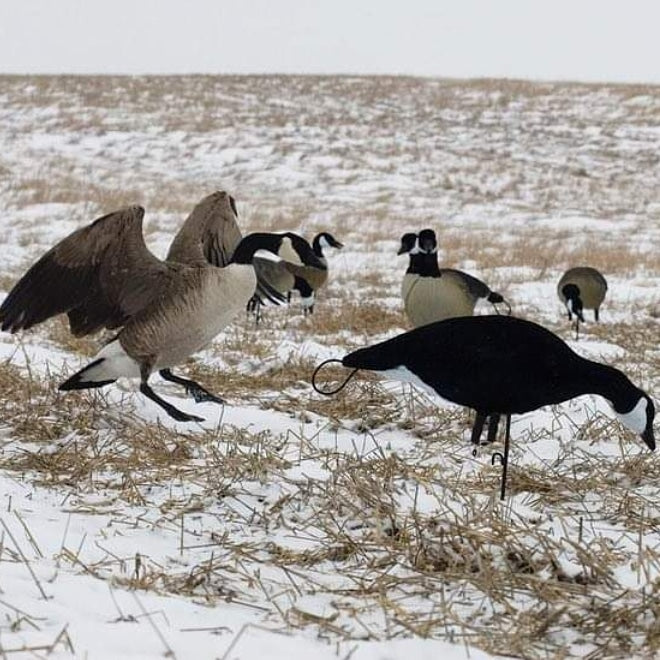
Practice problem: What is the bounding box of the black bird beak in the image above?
[397,245,408,255]
[642,425,656,451]
[330,237,344,249]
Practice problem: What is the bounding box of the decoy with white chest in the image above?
[399,229,510,327]
[0,191,324,422]
[335,315,655,499]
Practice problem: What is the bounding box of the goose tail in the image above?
[342,342,399,372]
[59,358,117,391]
[59,338,140,391]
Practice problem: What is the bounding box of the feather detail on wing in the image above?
[251,254,327,305]
[166,191,243,267]
[0,206,169,336]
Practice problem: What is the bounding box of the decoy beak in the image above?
[642,425,656,451]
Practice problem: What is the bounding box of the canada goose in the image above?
[340,315,655,499]
[295,232,343,314]
[0,191,324,422]
[557,267,608,340]
[247,231,343,319]
[398,229,510,327]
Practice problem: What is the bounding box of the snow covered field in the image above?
[0,75,659,658]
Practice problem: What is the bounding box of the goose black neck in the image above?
[231,233,280,264]
[417,251,441,277]
[312,234,325,258]
[406,253,424,275]
[574,358,641,413]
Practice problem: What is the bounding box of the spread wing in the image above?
[166,191,243,267]
[0,206,169,336]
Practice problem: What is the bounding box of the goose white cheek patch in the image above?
[616,398,648,434]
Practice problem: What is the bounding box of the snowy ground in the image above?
[0,75,659,659]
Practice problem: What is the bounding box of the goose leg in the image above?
[470,411,488,456]
[486,413,501,444]
[594,308,599,322]
[139,380,204,423]
[159,369,224,404]
[498,414,512,501]
[575,319,580,341]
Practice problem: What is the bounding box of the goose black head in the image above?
[418,228,438,254]
[397,232,418,255]
[613,393,656,451]
[278,232,326,270]
[561,283,585,322]
[314,232,344,252]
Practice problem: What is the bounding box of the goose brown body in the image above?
[0,191,321,421]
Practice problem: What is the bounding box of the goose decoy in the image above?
[0,191,324,423]
[398,229,510,327]
[294,232,343,314]
[247,230,342,319]
[557,267,608,340]
[339,315,655,499]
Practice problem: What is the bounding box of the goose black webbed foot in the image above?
[139,381,205,423]
[187,385,224,405]
[159,369,224,405]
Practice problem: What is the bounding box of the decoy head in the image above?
[315,232,344,250]
[397,232,418,255]
[562,284,585,322]
[417,228,438,254]
[279,232,326,270]
[614,392,656,451]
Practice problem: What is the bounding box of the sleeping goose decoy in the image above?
[339,315,655,499]
[398,229,510,327]
[557,267,608,340]
[0,191,324,423]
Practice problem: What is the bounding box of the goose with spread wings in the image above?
[0,191,324,422]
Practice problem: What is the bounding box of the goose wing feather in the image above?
[0,206,169,336]
[167,191,243,267]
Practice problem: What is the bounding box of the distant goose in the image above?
[340,315,655,499]
[248,230,342,318]
[398,229,510,327]
[0,191,324,422]
[557,267,608,340]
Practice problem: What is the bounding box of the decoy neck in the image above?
[574,359,655,450]
[231,232,325,269]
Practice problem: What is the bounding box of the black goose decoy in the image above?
[557,267,608,340]
[398,229,510,327]
[340,315,655,499]
[0,191,324,422]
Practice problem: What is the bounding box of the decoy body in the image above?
[248,230,342,318]
[341,315,655,498]
[557,267,608,340]
[399,230,510,327]
[0,191,324,422]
